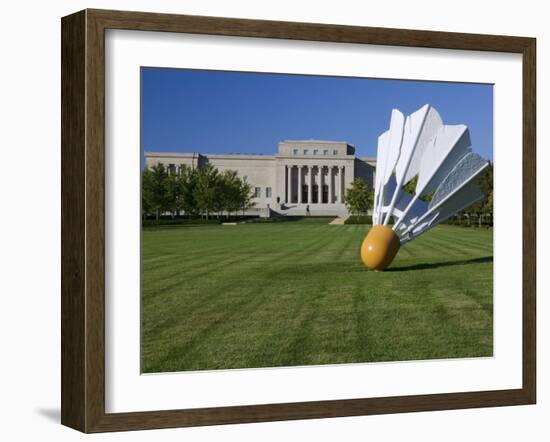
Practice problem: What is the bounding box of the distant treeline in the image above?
[142,163,255,221]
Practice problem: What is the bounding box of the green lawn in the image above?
[141,219,493,373]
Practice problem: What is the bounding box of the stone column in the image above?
[286,165,292,203]
[328,167,333,204]
[334,167,339,203]
[339,166,345,202]
[308,166,313,203]
[318,166,324,204]
[297,166,302,204]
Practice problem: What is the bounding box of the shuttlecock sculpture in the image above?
[361,104,489,271]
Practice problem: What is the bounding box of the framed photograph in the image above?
[61,9,536,433]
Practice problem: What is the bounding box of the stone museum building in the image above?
[144,140,376,216]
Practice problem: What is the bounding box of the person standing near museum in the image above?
[306,204,310,216]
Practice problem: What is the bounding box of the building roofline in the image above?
[144,152,197,157]
[144,152,276,160]
[144,152,376,162]
[204,154,276,160]
[280,139,354,146]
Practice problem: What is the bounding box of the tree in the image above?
[465,162,493,227]
[238,177,255,216]
[141,162,258,221]
[194,164,219,220]
[141,172,154,219]
[165,172,183,218]
[217,170,242,218]
[142,164,169,221]
[179,165,198,217]
[402,174,433,202]
[344,178,373,216]
[480,162,494,215]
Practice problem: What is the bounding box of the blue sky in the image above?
[141,67,493,160]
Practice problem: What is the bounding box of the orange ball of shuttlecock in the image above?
[360,225,401,271]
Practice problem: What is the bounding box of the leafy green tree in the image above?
[195,164,219,220]
[179,165,198,217]
[217,170,242,218]
[480,162,494,215]
[142,164,169,221]
[141,172,154,219]
[344,178,373,216]
[238,177,255,216]
[402,174,433,202]
[465,162,493,226]
[141,162,260,221]
[165,172,184,218]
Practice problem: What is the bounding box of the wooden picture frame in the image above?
[61,8,536,433]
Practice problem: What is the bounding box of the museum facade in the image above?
[144,140,376,216]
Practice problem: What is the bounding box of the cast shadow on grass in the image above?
[388,256,493,272]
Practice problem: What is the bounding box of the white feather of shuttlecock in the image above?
[372,104,489,245]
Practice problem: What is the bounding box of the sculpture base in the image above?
[360,225,401,271]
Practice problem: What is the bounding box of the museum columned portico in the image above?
[284,164,347,205]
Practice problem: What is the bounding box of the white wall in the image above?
[0,0,547,441]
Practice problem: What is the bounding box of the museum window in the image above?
[254,187,261,198]
[333,149,338,155]
[303,149,308,155]
[313,149,318,155]
[323,149,328,155]
[293,149,298,155]
[266,187,272,198]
